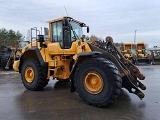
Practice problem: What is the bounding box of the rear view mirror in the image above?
[38,35,44,42]
[87,26,89,33]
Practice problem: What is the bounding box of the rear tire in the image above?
[21,58,49,90]
[0,54,11,69]
[1,56,7,69]
[74,58,122,107]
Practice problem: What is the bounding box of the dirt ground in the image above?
[0,65,160,120]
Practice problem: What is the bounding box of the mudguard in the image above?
[18,47,47,73]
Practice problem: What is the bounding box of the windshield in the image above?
[128,49,136,54]
[143,49,151,54]
[70,21,83,41]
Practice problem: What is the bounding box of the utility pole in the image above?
[134,30,137,49]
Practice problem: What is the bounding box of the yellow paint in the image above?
[13,60,20,72]
[25,67,35,83]
[84,71,104,94]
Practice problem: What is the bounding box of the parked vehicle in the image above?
[13,16,146,107]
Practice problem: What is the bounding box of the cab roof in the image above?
[47,16,86,26]
[137,42,145,44]
[47,16,72,23]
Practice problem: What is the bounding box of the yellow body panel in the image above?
[44,40,92,79]
[13,60,20,72]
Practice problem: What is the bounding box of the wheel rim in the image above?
[25,67,35,83]
[84,71,104,94]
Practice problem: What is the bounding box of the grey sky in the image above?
[0,0,160,47]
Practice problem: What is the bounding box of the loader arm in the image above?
[89,36,146,99]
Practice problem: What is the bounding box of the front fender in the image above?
[70,51,102,78]
[70,51,102,92]
[18,47,47,73]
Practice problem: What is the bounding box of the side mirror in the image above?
[37,35,44,42]
[44,27,49,35]
[87,26,89,33]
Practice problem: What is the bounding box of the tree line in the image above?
[0,27,148,50]
[0,28,24,46]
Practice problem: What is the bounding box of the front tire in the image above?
[21,58,49,90]
[74,58,122,107]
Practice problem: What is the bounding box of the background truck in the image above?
[135,42,152,64]
[13,16,146,107]
[122,43,137,64]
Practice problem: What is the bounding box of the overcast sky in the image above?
[0,0,160,47]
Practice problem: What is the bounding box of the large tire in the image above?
[1,56,7,69]
[1,54,13,69]
[21,58,49,90]
[74,58,122,107]
[1,54,10,69]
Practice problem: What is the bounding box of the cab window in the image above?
[52,21,63,47]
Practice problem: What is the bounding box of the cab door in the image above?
[52,21,71,49]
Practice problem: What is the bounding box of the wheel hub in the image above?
[84,71,104,94]
[25,67,35,83]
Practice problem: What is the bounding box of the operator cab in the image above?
[47,16,89,49]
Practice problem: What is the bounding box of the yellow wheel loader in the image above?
[122,43,137,64]
[135,42,152,64]
[13,16,146,107]
[123,43,132,59]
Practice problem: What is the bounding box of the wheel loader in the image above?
[122,43,137,64]
[134,42,152,64]
[13,16,146,107]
